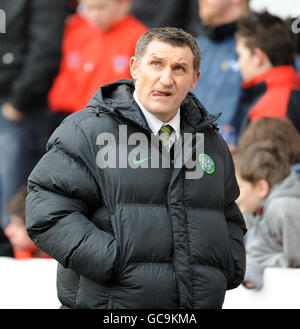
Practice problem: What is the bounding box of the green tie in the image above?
[159,124,174,152]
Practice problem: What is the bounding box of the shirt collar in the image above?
[133,90,180,139]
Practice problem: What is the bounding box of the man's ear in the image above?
[130,56,138,80]
[189,71,201,91]
[257,179,270,199]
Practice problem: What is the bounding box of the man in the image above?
[48,0,147,113]
[130,0,201,36]
[234,11,300,136]
[26,27,246,309]
[193,0,250,129]
[0,0,72,228]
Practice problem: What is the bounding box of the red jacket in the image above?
[243,66,300,121]
[48,13,147,113]
[14,245,51,260]
[236,66,300,135]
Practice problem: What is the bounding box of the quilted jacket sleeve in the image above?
[25,120,118,283]
[223,142,247,290]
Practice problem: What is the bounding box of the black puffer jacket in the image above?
[26,80,246,309]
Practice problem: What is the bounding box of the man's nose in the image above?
[160,67,174,87]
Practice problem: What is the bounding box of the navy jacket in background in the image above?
[193,23,242,128]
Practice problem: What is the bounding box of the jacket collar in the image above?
[180,92,221,133]
[87,79,220,133]
[197,21,238,41]
[242,65,300,90]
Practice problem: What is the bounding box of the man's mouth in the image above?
[152,91,172,97]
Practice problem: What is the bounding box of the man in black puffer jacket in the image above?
[26,27,246,309]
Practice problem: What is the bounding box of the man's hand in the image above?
[2,103,24,121]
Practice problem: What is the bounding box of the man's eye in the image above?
[174,66,184,72]
[152,61,160,66]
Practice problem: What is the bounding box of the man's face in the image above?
[198,0,232,26]
[236,37,258,82]
[81,0,125,31]
[235,174,265,214]
[130,39,200,122]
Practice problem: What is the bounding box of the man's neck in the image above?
[133,91,181,140]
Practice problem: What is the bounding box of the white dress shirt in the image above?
[133,91,180,148]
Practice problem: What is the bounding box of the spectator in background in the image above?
[237,117,300,177]
[234,141,300,290]
[193,0,250,132]
[130,0,201,37]
[0,0,72,229]
[234,11,300,137]
[4,186,50,259]
[48,0,147,116]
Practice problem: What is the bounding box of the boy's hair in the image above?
[237,117,300,165]
[234,141,290,189]
[7,185,27,222]
[236,11,295,66]
[135,27,201,75]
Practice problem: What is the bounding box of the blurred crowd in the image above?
[0,0,300,291]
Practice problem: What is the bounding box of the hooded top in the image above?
[26,79,246,309]
[244,172,300,289]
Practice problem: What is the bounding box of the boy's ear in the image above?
[121,0,132,14]
[253,48,268,67]
[257,179,270,199]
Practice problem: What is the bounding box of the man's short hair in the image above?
[236,11,296,66]
[233,141,291,189]
[135,27,201,75]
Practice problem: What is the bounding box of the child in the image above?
[233,141,300,289]
[237,117,300,177]
[48,0,147,114]
[233,11,300,136]
[4,186,50,259]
